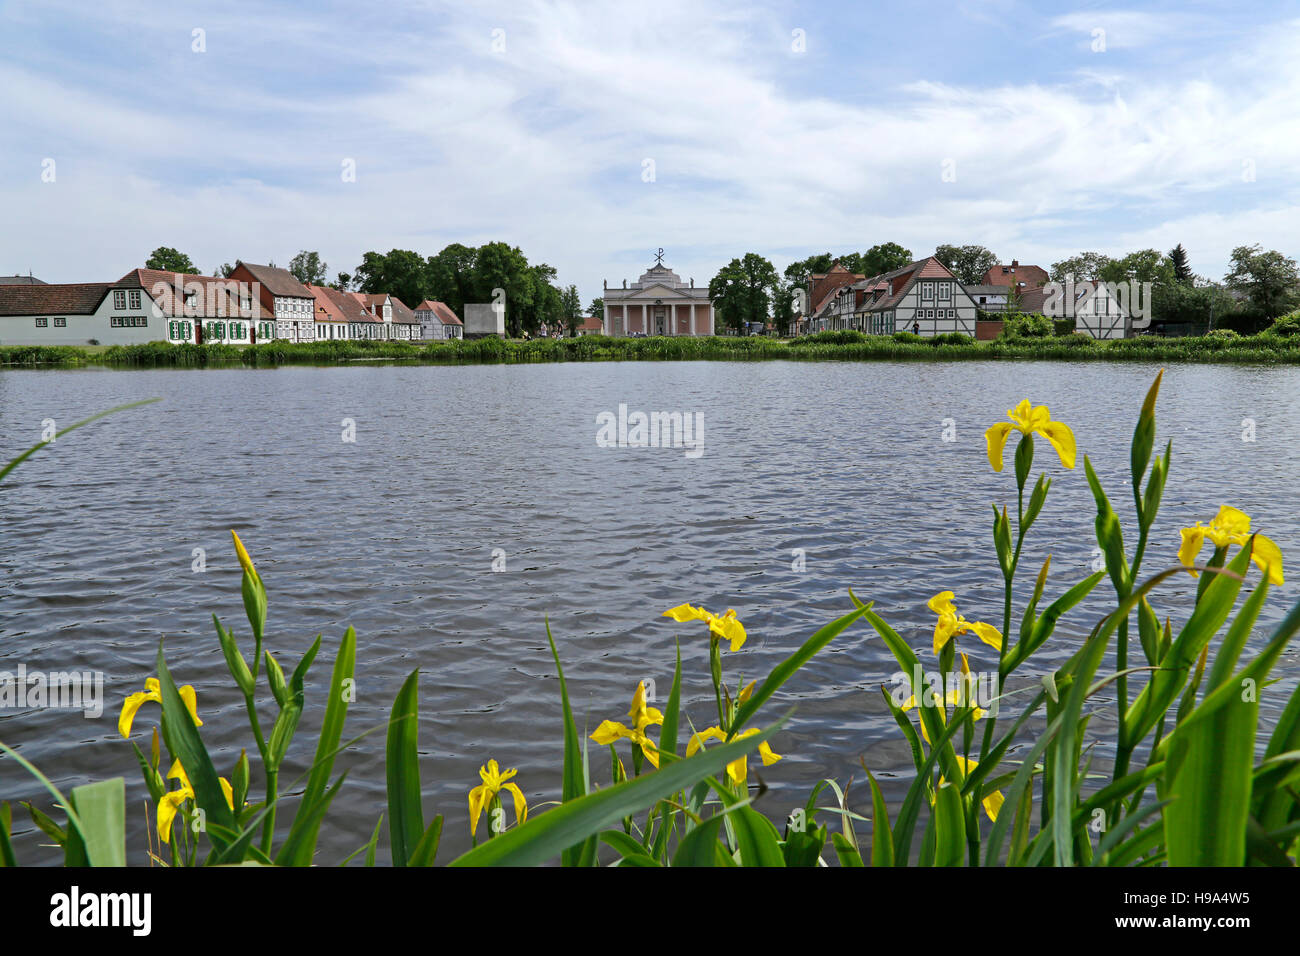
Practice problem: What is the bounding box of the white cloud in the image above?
[2,0,1300,294]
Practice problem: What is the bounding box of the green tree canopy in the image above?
[354,249,429,308]
[289,250,328,286]
[933,244,999,285]
[709,253,779,333]
[145,246,197,274]
[1049,252,1113,283]
[1224,244,1300,325]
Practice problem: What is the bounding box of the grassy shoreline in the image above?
[4,329,1300,368]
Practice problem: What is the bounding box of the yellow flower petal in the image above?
[157,790,188,844]
[757,740,782,766]
[966,620,1003,652]
[1214,505,1251,537]
[591,720,633,746]
[662,603,710,623]
[709,610,747,652]
[1008,400,1033,429]
[984,422,1014,473]
[178,685,203,728]
[1037,420,1076,470]
[927,591,957,616]
[117,690,152,739]
[685,726,726,757]
[1178,525,1205,573]
[468,784,488,837]
[1250,534,1285,586]
[933,613,958,655]
[982,789,1005,822]
[501,781,528,828]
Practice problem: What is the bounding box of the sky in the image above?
[2,0,1298,304]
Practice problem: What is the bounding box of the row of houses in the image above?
[0,262,464,346]
[798,257,1131,340]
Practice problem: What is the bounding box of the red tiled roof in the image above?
[577,314,602,331]
[0,282,110,316]
[116,269,259,319]
[416,300,462,325]
[232,262,313,298]
[352,293,420,325]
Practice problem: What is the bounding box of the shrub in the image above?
[1262,310,1300,339]
[999,313,1054,339]
[931,332,974,346]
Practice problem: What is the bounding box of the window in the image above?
[113,291,127,310]
[54,317,66,327]
[922,281,934,300]
[939,282,951,300]
[110,317,148,327]
[35,318,48,327]
[129,291,141,310]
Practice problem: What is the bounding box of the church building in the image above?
[602,251,715,336]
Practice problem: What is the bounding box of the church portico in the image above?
[603,250,715,337]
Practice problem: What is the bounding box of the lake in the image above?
[2,359,1298,863]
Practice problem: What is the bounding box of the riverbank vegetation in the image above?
[8,318,1300,369]
[2,373,1299,867]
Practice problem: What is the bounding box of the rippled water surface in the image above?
[2,360,1298,863]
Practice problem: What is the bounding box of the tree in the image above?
[1224,244,1300,328]
[1098,248,1173,287]
[934,244,999,285]
[354,249,428,308]
[560,284,582,335]
[1049,252,1113,283]
[1169,244,1192,283]
[588,297,604,317]
[334,272,352,291]
[471,242,534,336]
[289,251,328,286]
[146,247,197,274]
[426,243,479,316]
[859,243,913,277]
[783,253,835,292]
[709,253,779,334]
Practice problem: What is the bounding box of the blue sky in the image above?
[2,0,1298,302]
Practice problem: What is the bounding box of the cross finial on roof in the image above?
[654,247,665,266]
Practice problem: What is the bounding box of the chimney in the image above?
[1011,259,1019,268]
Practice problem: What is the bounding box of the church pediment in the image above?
[626,283,688,298]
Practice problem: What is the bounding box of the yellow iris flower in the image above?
[157,759,235,843]
[984,400,1076,472]
[119,678,202,739]
[467,759,528,838]
[686,726,781,786]
[928,592,1002,655]
[590,681,665,769]
[1177,505,1284,586]
[935,755,1004,822]
[902,653,987,744]
[662,603,747,652]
